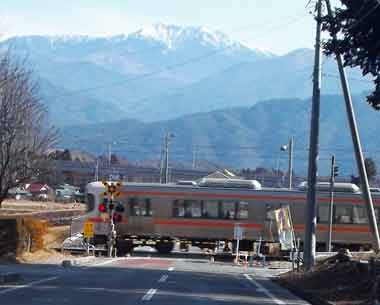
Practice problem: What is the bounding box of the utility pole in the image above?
[280,136,294,188]
[192,145,197,169]
[304,0,323,270]
[288,136,294,189]
[162,133,174,184]
[95,159,99,181]
[326,155,336,252]
[108,143,112,168]
[325,0,380,252]
[159,146,164,184]
[165,134,169,184]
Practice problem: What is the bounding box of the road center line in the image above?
[0,276,59,295]
[142,288,157,301]
[158,275,168,283]
[243,274,285,305]
[168,267,174,271]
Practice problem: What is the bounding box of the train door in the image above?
[127,197,154,235]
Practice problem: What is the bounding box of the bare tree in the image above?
[0,53,56,207]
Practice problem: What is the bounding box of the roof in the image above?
[25,183,51,193]
[203,169,237,180]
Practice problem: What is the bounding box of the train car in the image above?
[71,178,380,255]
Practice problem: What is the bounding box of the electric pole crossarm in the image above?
[325,0,380,252]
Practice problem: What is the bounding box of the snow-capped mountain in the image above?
[0,23,371,127]
[130,23,244,50]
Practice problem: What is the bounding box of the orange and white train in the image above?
[71,178,380,255]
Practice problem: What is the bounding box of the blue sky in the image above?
[0,0,335,54]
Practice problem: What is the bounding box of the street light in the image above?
[280,137,293,189]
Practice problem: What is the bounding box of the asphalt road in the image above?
[0,257,310,305]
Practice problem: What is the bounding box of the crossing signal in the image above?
[98,203,107,213]
[100,181,124,223]
[333,165,339,177]
[115,204,125,213]
[113,212,122,223]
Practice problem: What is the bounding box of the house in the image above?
[25,183,54,201]
[202,169,239,180]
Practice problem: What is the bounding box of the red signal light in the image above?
[113,212,122,223]
[98,203,107,213]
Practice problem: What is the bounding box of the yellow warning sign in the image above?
[83,222,94,238]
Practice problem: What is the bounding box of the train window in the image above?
[140,199,152,217]
[184,200,201,218]
[317,205,329,223]
[237,201,249,219]
[376,208,380,222]
[129,197,140,216]
[334,206,353,224]
[173,200,184,217]
[221,201,236,219]
[86,193,95,212]
[352,206,367,224]
[265,204,276,221]
[129,197,152,216]
[200,200,219,218]
[147,199,152,216]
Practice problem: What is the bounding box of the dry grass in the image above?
[278,254,380,305]
[2,199,85,211]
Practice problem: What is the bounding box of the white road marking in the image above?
[142,288,157,301]
[158,275,168,283]
[244,274,286,305]
[0,276,59,295]
[168,267,174,271]
[90,258,124,267]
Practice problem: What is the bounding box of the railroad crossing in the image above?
[0,256,310,305]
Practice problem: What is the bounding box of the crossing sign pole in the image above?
[234,223,244,264]
[101,181,122,257]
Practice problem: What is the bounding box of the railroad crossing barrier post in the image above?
[291,247,295,271]
[101,180,123,257]
[296,238,301,272]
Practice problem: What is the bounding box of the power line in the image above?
[322,72,373,83]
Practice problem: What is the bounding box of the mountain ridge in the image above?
[0,23,372,126]
[59,93,380,176]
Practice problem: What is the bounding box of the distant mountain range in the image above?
[0,23,372,126]
[59,93,380,176]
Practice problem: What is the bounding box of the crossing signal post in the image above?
[326,155,338,252]
[101,181,124,257]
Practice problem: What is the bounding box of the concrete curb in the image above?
[61,256,96,267]
[0,273,22,284]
